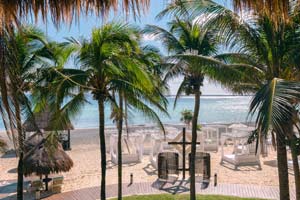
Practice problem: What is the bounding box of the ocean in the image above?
[0,95,254,131]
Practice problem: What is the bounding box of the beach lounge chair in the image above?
[201,127,219,152]
[221,136,261,170]
[51,176,64,193]
[110,135,143,164]
[27,180,44,193]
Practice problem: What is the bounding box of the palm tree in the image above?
[0,26,52,200]
[109,41,168,200]
[184,3,300,199]
[37,22,168,200]
[145,17,242,200]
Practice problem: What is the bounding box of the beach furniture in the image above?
[201,127,219,152]
[149,138,163,169]
[204,124,228,145]
[189,152,211,182]
[110,135,143,164]
[157,152,179,182]
[220,135,261,170]
[51,176,64,193]
[142,133,153,155]
[27,180,44,193]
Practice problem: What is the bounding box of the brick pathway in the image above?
[44,180,296,200]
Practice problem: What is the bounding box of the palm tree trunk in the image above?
[124,97,129,138]
[190,86,200,200]
[98,98,106,200]
[14,99,23,200]
[276,131,290,200]
[118,94,124,200]
[291,147,300,200]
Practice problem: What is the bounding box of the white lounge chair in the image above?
[110,135,143,164]
[221,136,261,170]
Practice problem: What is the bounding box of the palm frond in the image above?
[249,78,300,137]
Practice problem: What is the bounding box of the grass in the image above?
[111,194,266,200]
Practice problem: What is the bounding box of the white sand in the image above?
[0,127,296,193]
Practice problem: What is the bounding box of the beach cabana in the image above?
[110,134,143,164]
[149,138,163,169]
[142,133,153,155]
[23,133,73,191]
[201,127,219,152]
[23,110,74,151]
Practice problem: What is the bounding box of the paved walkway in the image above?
[44,180,296,200]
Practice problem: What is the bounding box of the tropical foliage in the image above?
[0,25,54,199]
[154,1,300,200]
[145,12,244,199]
[35,22,167,200]
[180,109,193,126]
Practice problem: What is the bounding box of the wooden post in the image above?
[67,129,71,150]
[182,127,186,179]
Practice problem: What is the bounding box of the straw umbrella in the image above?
[23,109,74,150]
[23,133,73,191]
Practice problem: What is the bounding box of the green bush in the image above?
[180,109,193,126]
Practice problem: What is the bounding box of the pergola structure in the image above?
[23,110,74,151]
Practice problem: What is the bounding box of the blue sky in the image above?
[35,0,231,95]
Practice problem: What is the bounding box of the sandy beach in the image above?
[0,126,295,194]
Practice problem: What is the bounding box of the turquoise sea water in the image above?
[0,96,254,131]
[77,95,255,127]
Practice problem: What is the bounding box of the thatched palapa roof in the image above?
[23,110,74,132]
[0,0,149,29]
[23,133,73,176]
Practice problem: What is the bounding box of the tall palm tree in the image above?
[37,22,168,200]
[110,42,168,200]
[186,3,300,199]
[0,26,51,200]
[145,18,243,200]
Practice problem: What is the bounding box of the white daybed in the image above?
[110,135,143,164]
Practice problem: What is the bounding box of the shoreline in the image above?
[0,122,256,135]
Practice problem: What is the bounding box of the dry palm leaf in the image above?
[0,0,150,29]
[233,0,299,26]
